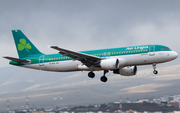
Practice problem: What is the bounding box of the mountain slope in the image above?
[0,64,180,111]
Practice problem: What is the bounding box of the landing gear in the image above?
[152,63,158,74]
[87,65,109,82]
[153,70,158,74]
[88,65,95,78]
[100,70,109,82]
[88,71,95,78]
[101,76,107,82]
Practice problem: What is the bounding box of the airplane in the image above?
[53,97,63,100]
[3,30,178,82]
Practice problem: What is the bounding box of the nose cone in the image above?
[171,51,178,60]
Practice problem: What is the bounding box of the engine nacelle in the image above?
[100,58,126,70]
[113,66,137,76]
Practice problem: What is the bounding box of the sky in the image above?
[1,0,180,68]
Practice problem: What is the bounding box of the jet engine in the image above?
[113,66,137,76]
[100,58,126,70]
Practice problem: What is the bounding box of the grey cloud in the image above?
[1,0,180,67]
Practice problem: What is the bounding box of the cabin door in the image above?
[149,45,155,56]
[39,55,45,66]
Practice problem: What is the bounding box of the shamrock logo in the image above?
[17,39,32,52]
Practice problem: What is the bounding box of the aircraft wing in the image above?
[51,46,102,66]
[3,56,31,64]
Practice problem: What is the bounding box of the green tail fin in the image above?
[12,30,43,58]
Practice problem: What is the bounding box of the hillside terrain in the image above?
[0,64,180,111]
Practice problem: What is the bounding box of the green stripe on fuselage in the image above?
[10,44,172,66]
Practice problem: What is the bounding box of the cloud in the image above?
[0,91,67,101]
[119,83,172,94]
[1,0,180,68]
[150,74,180,81]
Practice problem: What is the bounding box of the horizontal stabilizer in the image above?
[3,56,31,64]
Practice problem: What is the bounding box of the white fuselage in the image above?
[22,51,178,72]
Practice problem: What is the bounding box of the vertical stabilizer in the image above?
[12,30,43,58]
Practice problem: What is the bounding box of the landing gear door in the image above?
[149,45,155,56]
[39,55,45,66]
